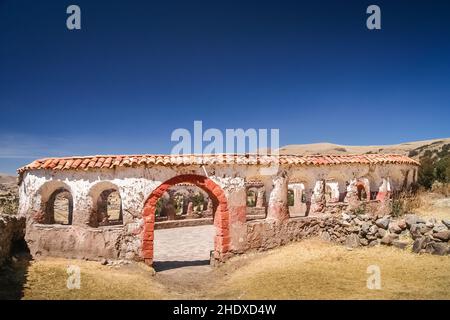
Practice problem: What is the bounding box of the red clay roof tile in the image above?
[17,153,419,175]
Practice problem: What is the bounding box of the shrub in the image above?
[431,181,450,197]
[350,202,366,215]
[418,156,436,189]
[0,195,19,215]
[390,190,422,217]
[408,149,419,157]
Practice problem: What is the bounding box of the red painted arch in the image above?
[141,174,230,265]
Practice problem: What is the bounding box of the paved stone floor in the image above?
[153,224,215,271]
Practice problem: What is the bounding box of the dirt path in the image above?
[152,224,219,299]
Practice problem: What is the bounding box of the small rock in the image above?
[354,218,362,225]
[433,230,450,241]
[412,236,431,253]
[425,242,448,256]
[418,224,432,235]
[417,217,426,224]
[320,231,331,242]
[433,223,447,233]
[442,219,450,228]
[369,224,378,235]
[380,235,392,245]
[342,213,351,221]
[375,217,390,229]
[361,222,371,234]
[405,214,418,228]
[368,240,379,247]
[360,238,369,246]
[377,228,387,238]
[359,214,369,221]
[341,221,351,227]
[397,219,407,230]
[366,234,378,241]
[346,226,360,233]
[345,234,360,248]
[100,258,108,265]
[409,224,422,239]
[425,221,434,228]
[388,222,402,234]
[392,240,408,250]
[380,233,398,245]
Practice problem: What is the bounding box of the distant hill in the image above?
[0,173,16,185]
[278,138,450,160]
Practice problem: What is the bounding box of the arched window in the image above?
[246,190,257,207]
[357,183,368,201]
[45,188,73,225]
[287,189,295,207]
[36,181,73,225]
[325,184,333,203]
[88,182,123,227]
[106,190,122,224]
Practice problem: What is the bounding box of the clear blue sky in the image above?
[1,0,450,173]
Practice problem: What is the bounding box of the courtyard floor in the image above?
[153,224,215,271]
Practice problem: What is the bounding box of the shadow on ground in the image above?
[153,260,210,272]
[0,239,31,300]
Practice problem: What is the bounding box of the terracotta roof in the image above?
[17,153,419,174]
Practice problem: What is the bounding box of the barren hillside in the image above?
[278,138,450,159]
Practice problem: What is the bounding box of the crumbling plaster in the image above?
[19,162,417,264]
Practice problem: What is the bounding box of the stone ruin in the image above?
[16,153,423,266]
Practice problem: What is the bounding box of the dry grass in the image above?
[21,258,167,300]
[412,191,450,221]
[211,239,450,300]
[3,240,449,300]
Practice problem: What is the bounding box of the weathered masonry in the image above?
[17,154,419,265]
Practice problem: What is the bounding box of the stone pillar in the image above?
[376,178,391,201]
[344,179,359,204]
[256,189,265,208]
[267,174,289,221]
[292,186,303,213]
[310,180,326,215]
[225,185,247,253]
[304,188,312,215]
[185,201,195,218]
[205,199,213,217]
[166,202,176,220]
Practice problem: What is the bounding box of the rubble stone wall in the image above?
[0,214,26,266]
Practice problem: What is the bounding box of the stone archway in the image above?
[141,174,230,266]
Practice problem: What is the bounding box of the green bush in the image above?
[0,195,19,215]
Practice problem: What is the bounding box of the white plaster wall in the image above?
[19,163,418,220]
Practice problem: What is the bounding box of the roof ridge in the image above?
[17,153,420,174]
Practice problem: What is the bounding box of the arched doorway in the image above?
[141,174,230,266]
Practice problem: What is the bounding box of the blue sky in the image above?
[1,0,450,173]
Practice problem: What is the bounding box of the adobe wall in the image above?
[18,162,418,264]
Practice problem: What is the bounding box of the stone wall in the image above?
[0,214,26,266]
[237,211,450,256]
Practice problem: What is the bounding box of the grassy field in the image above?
[1,239,449,300]
[212,240,450,299]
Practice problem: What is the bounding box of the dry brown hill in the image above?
[278,138,450,160]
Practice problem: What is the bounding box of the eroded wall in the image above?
[19,163,418,263]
